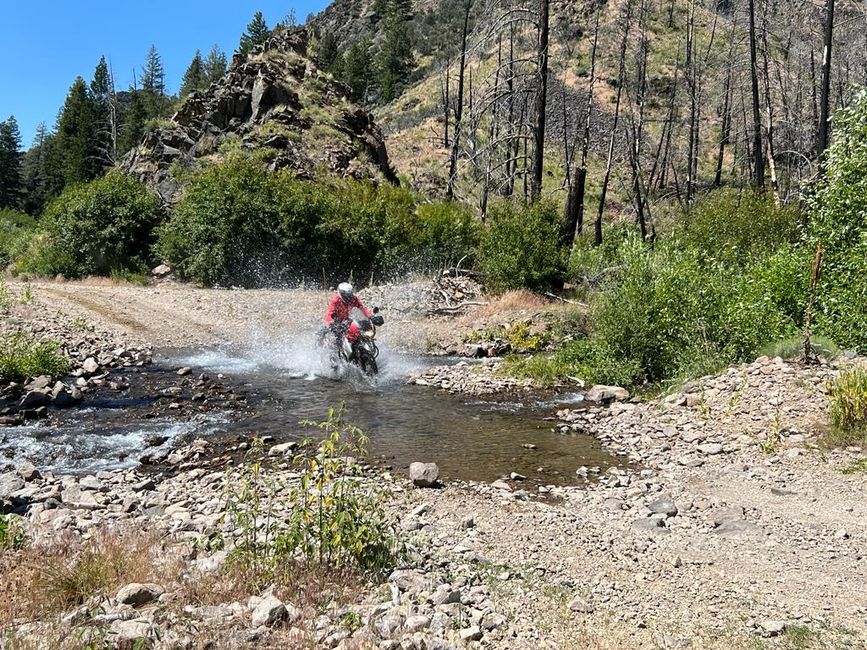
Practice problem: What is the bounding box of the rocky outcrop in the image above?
[122,28,397,204]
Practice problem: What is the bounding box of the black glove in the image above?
[371,315,384,327]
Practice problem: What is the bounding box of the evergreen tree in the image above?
[21,122,51,214]
[0,116,23,209]
[180,50,207,98]
[341,39,375,102]
[238,11,271,57]
[54,77,99,186]
[141,45,166,96]
[377,18,415,102]
[90,56,114,169]
[118,88,148,155]
[203,44,228,85]
[317,32,340,73]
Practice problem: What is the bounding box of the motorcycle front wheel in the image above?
[359,353,378,376]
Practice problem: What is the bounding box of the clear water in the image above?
[1,333,620,484]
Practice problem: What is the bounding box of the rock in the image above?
[568,597,594,614]
[491,479,512,491]
[268,441,299,456]
[758,620,786,637]
[177,367,192,376]
[698,443,724,455]
[17,461,40,482]
[585,385,630,403]
[509,472,526,481]
[25,375,52,391]
[110,619,153,642]
[19,390,49,409]
[251,595,287,628]
[459,515,475,530]
[409,462,439,488]
[152,264,172,277]
[82,357,100,375]
[648,498,678,517]
[459,626,483,642]
[0,472,25,500]
[116,583,164,608]
[388,569,428,595]
[404,615,431,633]
[632,517,670,534]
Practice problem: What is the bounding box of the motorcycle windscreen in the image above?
[348,307,372,329]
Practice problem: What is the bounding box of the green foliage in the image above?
[377,19,415,102]
[464,321,551,353]
[280,407,403,574]
[203,44,228,85]
[827,366,867,445]
[479,201,566,294]
[37,171,162,278]
[0,208,35,268]
[179,50,207,98]
[339,39,376,102]
[0,514,27,551]
[758,335,839,361]
[807,89,867,352]
[680,188,800,265]
[53,77,100,187]
[0,116,23,210]
[157,156,478,287]
[0,331,70,383]
[238,11,272,58]
[141,45,166,95]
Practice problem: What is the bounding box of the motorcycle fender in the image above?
[342,339,353,358]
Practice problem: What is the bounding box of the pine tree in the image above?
[119,89,147,155]
[377,18,415,102]
[54,77,99,186]
[180,50,207,98]
[341,39,375,102]
[21,122,51,214]
[0,116,23,209]
[141,45,166,96]
[317,32,340,73]
[203,44,228,85]
[238,11,271,57]
[90,56,115,169]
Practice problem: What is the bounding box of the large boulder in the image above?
[116,583,164,608]
[409,462,440,488]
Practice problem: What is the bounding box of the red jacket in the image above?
[325,294,372,325]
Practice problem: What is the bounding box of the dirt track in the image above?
[15,280,867,648]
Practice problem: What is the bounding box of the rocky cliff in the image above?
[122,28,398,204]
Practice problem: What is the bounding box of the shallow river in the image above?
[1,341,620,485]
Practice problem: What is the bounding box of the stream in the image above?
[1,341,621,485]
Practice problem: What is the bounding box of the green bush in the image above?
[33,171,162,278]
[679,188,800,265]
[158,156,479,287]
[0,209,36,270]
[807,89,867,351]
[479,201,566,293]
[0,331,70,383]
[827,366,867,445]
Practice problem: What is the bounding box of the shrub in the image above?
[827,366,867,445]
[0,209,36,269]
[0,514,26,551]
[807,89,867,351]
[158,156,479,287]
[36,171,162,278]
[0,331,70,383]
[479,201,566,293]
[679,188,800,265]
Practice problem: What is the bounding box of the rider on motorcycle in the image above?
[324,282,381,343]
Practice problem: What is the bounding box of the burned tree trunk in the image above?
[531,0,550,202]
[447,0,474,199]
[748,0,766,187]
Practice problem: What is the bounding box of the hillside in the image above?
[122,28,397,205]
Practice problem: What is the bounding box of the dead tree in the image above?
[561,5,601,247]
[817,0,836,165]
[530,0,550,202]
[595,0,633,246]
[748,0,766,187]
[447,0,474,199]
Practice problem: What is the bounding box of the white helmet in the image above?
[338,282,354,302]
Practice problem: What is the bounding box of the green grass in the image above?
[841,458,867,475]
[759,335,840,362]
[0,331,70,383]
[0,514,26,551]
[827,367,867,446]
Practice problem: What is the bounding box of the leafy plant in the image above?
[827,366,867,445]
[0,331,70,383]
[0,514,26,551]
[280,406,403,575]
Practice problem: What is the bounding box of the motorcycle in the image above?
[318,307,385,376]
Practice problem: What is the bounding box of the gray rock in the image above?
[698,443,724,455]
[19,390,49,409]
[110,619,153,642]
[568,597,594,613]
[459,515,475,530]
[82,357,99,375]
[648,498,678,517]
[388,569,428,595]
[409,462,439,488]
[152,264,172,277]
[632,517,670,534]
[585,385,630,403]
[250,595,287,628]
[758,620,786,637]
[0,472,25,499]
[177,367,192,376]
[17,461,40,482]
[603,498,624,513]
[116,583,164,608]
[432,586,461,606]
[459,626,483,642]
[490,479,512,491]
[268,441,299,456]
[404,615,431,633]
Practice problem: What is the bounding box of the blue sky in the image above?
[1,1,330,148]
